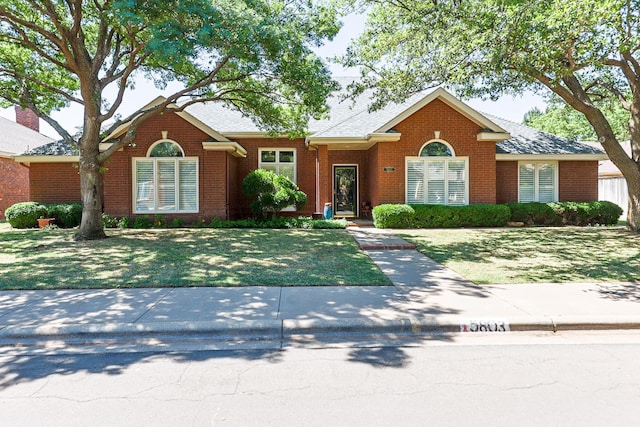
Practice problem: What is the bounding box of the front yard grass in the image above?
[397,227,640,284]
[0,228,391,290]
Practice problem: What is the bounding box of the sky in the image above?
[1,13,546,139]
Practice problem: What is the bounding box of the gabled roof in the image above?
[104,96,231,142]
[0,116,53,157]
[491,115,606,158]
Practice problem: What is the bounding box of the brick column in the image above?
[315,144,330,213]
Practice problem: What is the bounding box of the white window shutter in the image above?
[135,160,155,212]
[538,163,556,202]
[447,160,466,205]
[519,163,535,203]
[157,160,176,211]
[407,160,424,204]
[179,160,198,211]
[427,160,445,204]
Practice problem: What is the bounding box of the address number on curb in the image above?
[460,319,510,333]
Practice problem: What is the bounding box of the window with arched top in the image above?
[147,140,184,158]
[407,140,468,206]
[133,140,198,213]
[419,141,454,157]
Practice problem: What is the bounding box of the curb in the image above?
[2,315,640,347]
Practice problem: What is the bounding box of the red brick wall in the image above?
[496,161,518,204]
[103,112,228,223]
[328,150,369,210]
[15,106,39,132]
[29,162,81,203]
[559,161,599,201]
[371,99,497,205]
[234,137,318,216]
[496,160,599,203]
[0,157,31,219]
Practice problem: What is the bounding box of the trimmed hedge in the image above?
[46,203,82,228]
[508,201,622,226]
[5,202,82,228]
[373,204,510,228]
[5,202,48,228]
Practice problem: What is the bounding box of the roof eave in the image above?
[13,155,79,163]
[496,153,608,161]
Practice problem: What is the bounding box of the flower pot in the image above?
[37,218,55,228]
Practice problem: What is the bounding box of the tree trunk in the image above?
[74,123,106,241]
[626,171,640,231]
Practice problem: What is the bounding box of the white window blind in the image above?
[406,160,424,204]
[134,157,198,213]
[519,162,557,203]
[406,157,468,205]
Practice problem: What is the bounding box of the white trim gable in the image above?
[374,88,509,137]
[104,96,231,143]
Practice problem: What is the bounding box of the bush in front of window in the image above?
[372,204,415,228]
[45,203,83,228]
[506,202,560,226]
[413,204,511,228]
[242,169,307,218]
[5,202,48,228]
[373,204,511,228]
[507,201,623,226]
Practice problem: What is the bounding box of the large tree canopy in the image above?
[341,0,640,231]
[0,0,340,239]
[524,96,631,142]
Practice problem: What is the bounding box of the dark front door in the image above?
[334,165,357,217]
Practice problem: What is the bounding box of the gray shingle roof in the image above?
[21,139,78,156]
[0,116,53,156]
[489,115,605,155]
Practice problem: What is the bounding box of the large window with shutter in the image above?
[406,141,468,205]
[518,162,557,203]
[133,140,198,213]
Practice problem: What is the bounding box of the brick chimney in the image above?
[15,106,39,132]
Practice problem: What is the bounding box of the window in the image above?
[259,149,296,182]
[407,141,468,205]
[133,140,198,213]
[518,162,557,203]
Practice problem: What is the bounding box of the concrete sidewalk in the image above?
[1,226,639,349]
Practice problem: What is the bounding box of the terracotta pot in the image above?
[37,218,55,228]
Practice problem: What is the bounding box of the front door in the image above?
[334,165,357,217]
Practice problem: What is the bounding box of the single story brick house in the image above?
[13,85,607,222]
[0,108,53,219]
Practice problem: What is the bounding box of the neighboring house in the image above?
[13,84,607,222]
[0,108,53,219]
[595,141,631,217]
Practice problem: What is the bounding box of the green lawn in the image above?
[0,227,391,290]
[397,227,640,284]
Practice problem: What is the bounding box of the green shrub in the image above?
[506,202,560,225]
[153,214,167,228]
[506,201,623,226]
[133,215,152,229]
[5,202,48,228]
[118,216,131,229]
[102,214,119,228]
[372,204,415,228]
[208,216,347,229]
[45,203,82,228]
[374,204,511,228]
[242,169,307,218]
[412,204,510,228]
[170,218,186,228]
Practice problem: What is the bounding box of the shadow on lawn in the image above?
[0,228,389,289]
[402,227,640,283]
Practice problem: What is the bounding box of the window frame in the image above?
[517,161,558,203]
[258,148,297,183]
[132,140,199,214]
[405,156,469,206]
